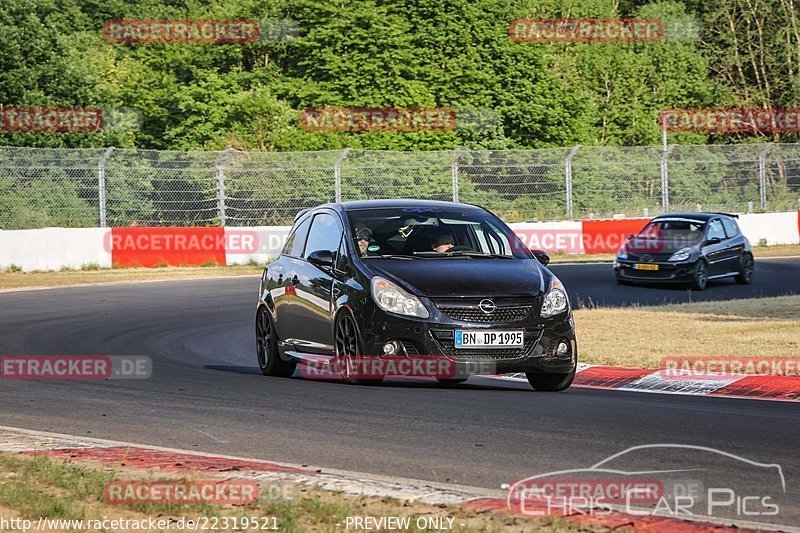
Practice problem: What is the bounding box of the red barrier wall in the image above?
[581,218,651,254]
[108,227,226,267]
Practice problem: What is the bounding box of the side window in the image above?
[282,216,311,257]
[707,219,726,240]
[334,235,348,271]
[721,218,739,237]
[303,213,343,258]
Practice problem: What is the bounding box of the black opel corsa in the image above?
[614,212,754,290]
[255,200,577,391]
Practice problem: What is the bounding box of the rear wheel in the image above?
[334,312,382,385]
[526,369,575,392]
[692,260,708,291]
[735,254,754,284]
[256,306,296,377]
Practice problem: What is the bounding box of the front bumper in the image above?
[614,259,699,283]
[357,303,577,376]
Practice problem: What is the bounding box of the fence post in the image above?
[565,145,580,219]
[758,143,773,209]
[215,147,234,226]
[334,148,352,203]
[661,144,675,211]
[97,147,115,227]
[451,148,462,202]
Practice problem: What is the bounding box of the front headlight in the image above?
[541,276,569,318]
[617,244,629,260]
[371,276,429,318]
[668,247,692,262]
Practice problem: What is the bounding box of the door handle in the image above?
[290,275,300,286]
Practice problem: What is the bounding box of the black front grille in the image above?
[430,330,541,361]
[437,304,531,323]
[621,267,675,279]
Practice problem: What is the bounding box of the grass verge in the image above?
[0,452,595,532]
[575,295,800,369]
[0,265,263,290]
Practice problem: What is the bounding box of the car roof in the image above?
[652,212,734,222]
[338,199,483,211]
[293,200,486,223]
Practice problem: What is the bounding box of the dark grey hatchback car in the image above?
[255,200,578,391]
[614,212,754,290]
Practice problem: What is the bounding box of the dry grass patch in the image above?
[0,265,263,290]
[574,295,800,369]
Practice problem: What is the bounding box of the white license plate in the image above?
[454,330,524,348]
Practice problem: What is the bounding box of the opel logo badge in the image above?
[478,299,496,314]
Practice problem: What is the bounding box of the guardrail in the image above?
[2,212,797,271]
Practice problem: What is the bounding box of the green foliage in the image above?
[0,0,775,151]
[0,0,797,227]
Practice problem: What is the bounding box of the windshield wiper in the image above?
[451,251,514,258]
[412,250,511,258]
[363,254,420,260]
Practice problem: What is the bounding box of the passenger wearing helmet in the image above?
[355,227,375,256]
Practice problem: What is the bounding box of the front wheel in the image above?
[692,260,708,291]
[735,254,754,284]
[334,312,382,385]
[526,369,575,392]
[256,306,296,377]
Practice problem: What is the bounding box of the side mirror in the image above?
[531,249,550,266]
[704,237,722,246]
[625,233,634,240]
[307,250,334,270]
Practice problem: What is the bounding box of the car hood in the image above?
[364,258,547,298]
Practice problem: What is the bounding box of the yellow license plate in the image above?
[633,263,659,271]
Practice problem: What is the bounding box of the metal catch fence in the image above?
[1,143,798,229]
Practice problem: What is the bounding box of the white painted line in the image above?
[0,425,499,505]
[620,371,740,395]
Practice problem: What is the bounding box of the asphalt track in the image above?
[0,258,799,528]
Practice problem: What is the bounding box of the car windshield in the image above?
[638,219,706,244]
[346,207,531,259]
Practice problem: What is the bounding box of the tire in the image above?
[692,260,708,291]
[735,254,754,284]
[333,312,382,385]
[526,369,575,392]
[436,378,467,387]
[256,306,296,377]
